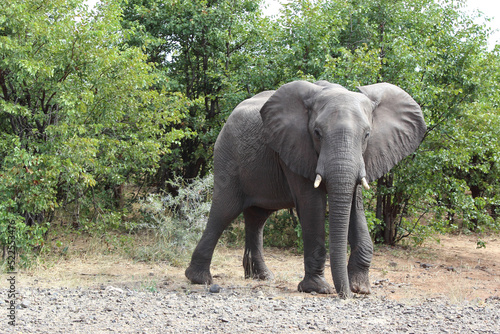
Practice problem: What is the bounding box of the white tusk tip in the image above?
[314,174,322,188]
[361,177,370,190]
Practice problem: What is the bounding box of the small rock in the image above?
[420,263,434,269]
[20,300,31,308]
[106,286,125,294]
[72,315,85,323]
[209,284,222,293]
[485,296,500,303]
[374,279,389,286]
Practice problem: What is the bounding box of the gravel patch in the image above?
[2,286,499,333]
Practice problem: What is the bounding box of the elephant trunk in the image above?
[324,159,358,299]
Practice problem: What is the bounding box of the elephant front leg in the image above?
[185,229,217,285]
[242,207,275,281]
[281,175,333,295]
[347,185,373,294]
[295,198,334,294]
[186,198,243,285]
[298,242,334,294]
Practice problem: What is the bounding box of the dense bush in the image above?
[0,0,188,264]
[131,175,213,264]
[263,210,302,250]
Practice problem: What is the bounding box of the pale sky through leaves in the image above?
[263,0,499,49]
[83,0,499,48]
[462,0,499,48]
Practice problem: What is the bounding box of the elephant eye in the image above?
[314,129,322,140]
[364,132,370,140]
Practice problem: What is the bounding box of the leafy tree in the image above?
[121,0,263,188]
[245,0,353,91]
[0,0,187,261]
[423,50,500,233]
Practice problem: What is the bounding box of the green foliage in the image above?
[263,209,301,250]
[323,46,382,88]
[0,0,188,261]
[244,0,351,90]
[121,0,263,184]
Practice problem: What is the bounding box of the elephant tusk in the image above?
[314,174,322,188]
[361,177,370,190]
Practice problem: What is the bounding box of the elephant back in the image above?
[214,90,275,168]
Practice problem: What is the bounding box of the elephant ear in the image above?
[358,83,427,182]
[260,81,324,181]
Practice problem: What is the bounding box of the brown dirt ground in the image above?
[10,234,500,303]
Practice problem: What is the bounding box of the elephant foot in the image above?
[348,265,371,294]
[246,268,275,281]
[298,275,334,294]
[245,265,275,280]
[243,249,274,281]
[185,264,213,285]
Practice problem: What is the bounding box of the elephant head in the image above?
[260,80,426,297]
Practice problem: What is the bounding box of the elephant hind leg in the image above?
[242,207,275,281]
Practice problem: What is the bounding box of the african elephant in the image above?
[185,80,426,298]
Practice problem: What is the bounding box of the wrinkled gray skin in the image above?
[185,80,426,298]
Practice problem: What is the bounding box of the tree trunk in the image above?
[375,173,402,245]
